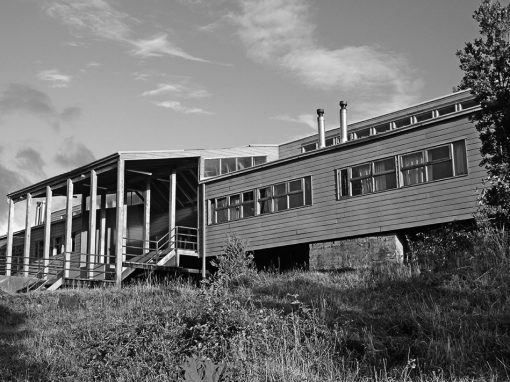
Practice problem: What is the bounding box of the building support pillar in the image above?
[201,183,207,279]
[169,171,177,266]
[5,198,15,276]
[98,192,106,265]
[115,159,125,287]
[43,186,52,279]
[143,178,151,254]
[88,170,97,279]
[23,193,32,277]
[64,179,73,278]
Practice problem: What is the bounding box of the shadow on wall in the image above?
[253,243,309,272]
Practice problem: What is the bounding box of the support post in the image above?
[201,183,207,279]
[98,192,106,264]
[64,179,73,278]
[88,170,97,279]
[23,194,32,277]
[143,178,151,254]
[169,171,177,265]
[115,159,125,287]
[5,198,14,276]
[43,186,52,279]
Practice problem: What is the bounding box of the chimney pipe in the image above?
[317,108,325,149]
[339,101,348,143]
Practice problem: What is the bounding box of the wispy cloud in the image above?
[233,0,422,115]
[37,69,72,88]
[155,101,213,115]
[44,0,211,63]
[272,114,315,130]
[142,83,210,98]
[16,147,46,179]
[0,150,29,232]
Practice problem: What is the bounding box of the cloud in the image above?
[142,83,210,98]
[86,61,101,68]
[233,0,422,115]
[37,69,72,88]
[60,106,82,121]
[272,114,316,130]
[0,84,81,129]
[16,147,46,179]
[54,137,96,169]
[154,101,213,115]
[44,0,211,63]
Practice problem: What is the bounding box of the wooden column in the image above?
[64,179,73,278]
[143,178,151,254]
[98,192,106,264]
[23,193,32,277]
[43,186,52,279]
[169,171,177,265]
[5,198,15,276]
[201,183,207,279]
[115,159,125,287]
[88,170,97,279]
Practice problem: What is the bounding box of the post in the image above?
[98,192,106,264]
[23,193,32,277]
[64,179,73,278]
[201,183,207,279]
[5,198,15,276]
[43,186,52,279]
[143,178,151,254]
[88,170,97,279]
[169,171,177,265]
[115,159,125,287]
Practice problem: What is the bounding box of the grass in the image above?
[1,230,509,381]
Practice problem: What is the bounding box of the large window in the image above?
[338,140,468,198]
[209,176,312,224]
[204,156,267,177]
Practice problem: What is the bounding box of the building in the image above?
[0,89,484,291]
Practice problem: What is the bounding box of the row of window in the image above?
[209,176,312,224]
[337,140,468,198]
[302,100,478,153]
[204,156,267,178]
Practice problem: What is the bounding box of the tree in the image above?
[457,0,510,227]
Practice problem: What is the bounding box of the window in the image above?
[355,128,371,139]
[415,111,433,123]
[339,158,397,198]
[374,123,391,134]
[460,99,478,110]
[302,142,318,153]
[394,117,411,129]
[204,156,268,178]
[374,158,397,191]
[209,176,312,224]
[437,104,456,116]
[401,140,467,187]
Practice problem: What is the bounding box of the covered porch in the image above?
[0,152,204,291]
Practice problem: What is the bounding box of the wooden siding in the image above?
[204,114,485,257]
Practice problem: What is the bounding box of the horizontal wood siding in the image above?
[205,115,485,256]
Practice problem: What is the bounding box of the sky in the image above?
[0,0,484,231]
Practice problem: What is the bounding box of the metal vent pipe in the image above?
[339,101,348,143]
[317,108,325,149]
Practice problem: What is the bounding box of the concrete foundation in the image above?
[309,234,404,270]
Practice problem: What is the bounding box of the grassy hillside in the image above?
[1,229,509,381]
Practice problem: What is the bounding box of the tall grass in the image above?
[0,230,509,381]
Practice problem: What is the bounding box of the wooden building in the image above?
[0,90,485,290]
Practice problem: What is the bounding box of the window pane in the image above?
[204,159,220,177]
[402,152,423,168]
[258,187,271,214]
[217,209,228,223]
[351,178,373,196]
[253,156,267,166]
[221,158,236,174]
[289,180,302,192]
[237,157,252,170]
[461,99,478,109]
[427,161,453,181]
[453,140,468,175]
[230,194,240,205]
[259,187,271,199]
[394,118,410,128]
[416,111,433,122]
[428,146,450,161]
[304,176,312,205]
[340,169,348,197]
[437,104,456,116]
[302,142,317,152]
[243,191,254,202]
[356,128,370,138]
[273,183,286,196]
[274,196,288,211]
[289,192,304,208]
[209,200,215,224]
[374,173,397,191]
[326,137,336,147]
[216,197,227,208]
[229,205,241,220]
[242,203,255,218]
[375,123,391,134]
[374,158,395,174]
[352,164,371,178]
[403,168,425,186]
